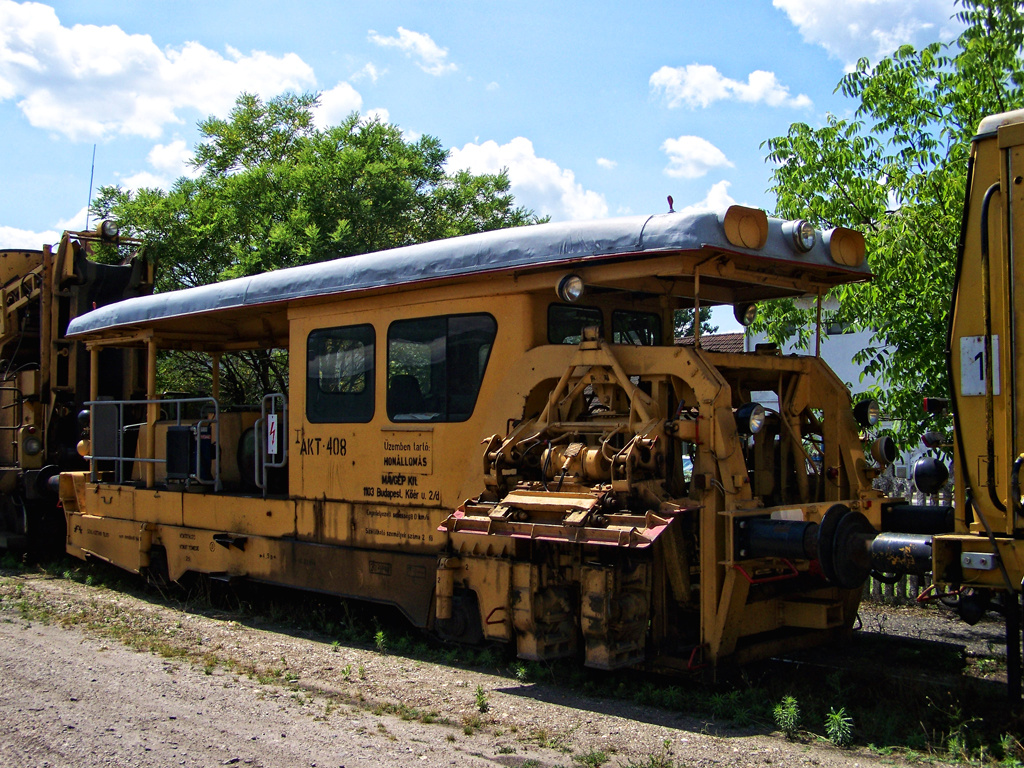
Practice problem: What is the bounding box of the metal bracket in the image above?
[962,551,998,570]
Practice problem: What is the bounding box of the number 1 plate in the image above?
[960,335,1000,396]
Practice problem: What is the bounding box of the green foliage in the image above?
[824,706,854,747]
[572,749,609,767]
[759,0,1024,448]
[673,307,718,340]
[773,695,801,739]
[474,684,490,713]
[0,552,24,570]
[93,92,539,402]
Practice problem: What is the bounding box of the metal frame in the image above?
[85,395,222,491]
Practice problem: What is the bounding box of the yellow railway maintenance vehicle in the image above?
[900,108,1024,703]
[59,205,903,671]
[0,224,151,555]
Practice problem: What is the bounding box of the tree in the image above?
[673,307,718,340]
[757,0,1024,447]
[92,93,540,401]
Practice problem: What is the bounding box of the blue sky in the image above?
[0,1,963,328]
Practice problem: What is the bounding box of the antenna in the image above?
[84,143,97,230]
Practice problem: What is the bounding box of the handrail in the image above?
[84,396,221,490]
[0,385,23,436]
[254,393,287,499]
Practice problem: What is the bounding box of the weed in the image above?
[474,647,499,668]
[374,628,388,654]
[330,640,340,653]
[341,664,352,681]
[1001,733,1024,766]
[475,684,489,714]
[709,689,756,727]
[572,749,608,767]
[462,713,483,735]
[497,745,516,754]
[773,695,801,739]
[620,750,677,768]
[358,664,366,679]
[512,662,529,681]
[446,733,456,743]
[824,707,854,748]
[0,553,24,570]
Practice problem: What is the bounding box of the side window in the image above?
[387,314,497,422]
[613,310,662,346]
[306,325,374,423]
[548,304,603,344]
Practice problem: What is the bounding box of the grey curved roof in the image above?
[67,209,869,337]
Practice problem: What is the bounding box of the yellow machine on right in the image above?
[914,109,1024,703]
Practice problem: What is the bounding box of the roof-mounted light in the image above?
[98,220,120,241]
[556,273,585,303]
[720,206,768,250]
[823,227,865,267]
[782,219,816,253]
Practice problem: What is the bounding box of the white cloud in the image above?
[119,170,172,191]
[597,158,617,170]
[485,81,499,92]
[363,107,391,125]
[368,27,456,76]
[56,207,90,232]
[448,137,608,221]
[312,82,364,129]
[773,0,963,68]
[651,64,812,109]
[147,139,197,178]
[0,1,316,141]
[0,224,59,249]
[673,180,736,214]
[661,136,734,179]
[352,63,382,83]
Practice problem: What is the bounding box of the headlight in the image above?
[99,220,120,240]
[853,399,880,427]
[556,274,585,303]
[734,402,766,435]
[23,435,43,456]
[783,219,816,253]
[913,456,949,494]
[870,436,896,465]
[733,302,757,326]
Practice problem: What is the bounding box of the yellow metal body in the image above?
[60,208,887,669]
[0,229,152,552]
[932,110,1024,592]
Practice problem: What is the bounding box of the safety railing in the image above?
[0,385,24,463]
[253,393,287,499]
[85,396,222,491]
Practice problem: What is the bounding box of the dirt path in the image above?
[0,570,959,768]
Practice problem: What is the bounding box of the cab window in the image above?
[548,304,602,344]
[387,314,497,422]
[306,325,375,423]
[612,310,662,346]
